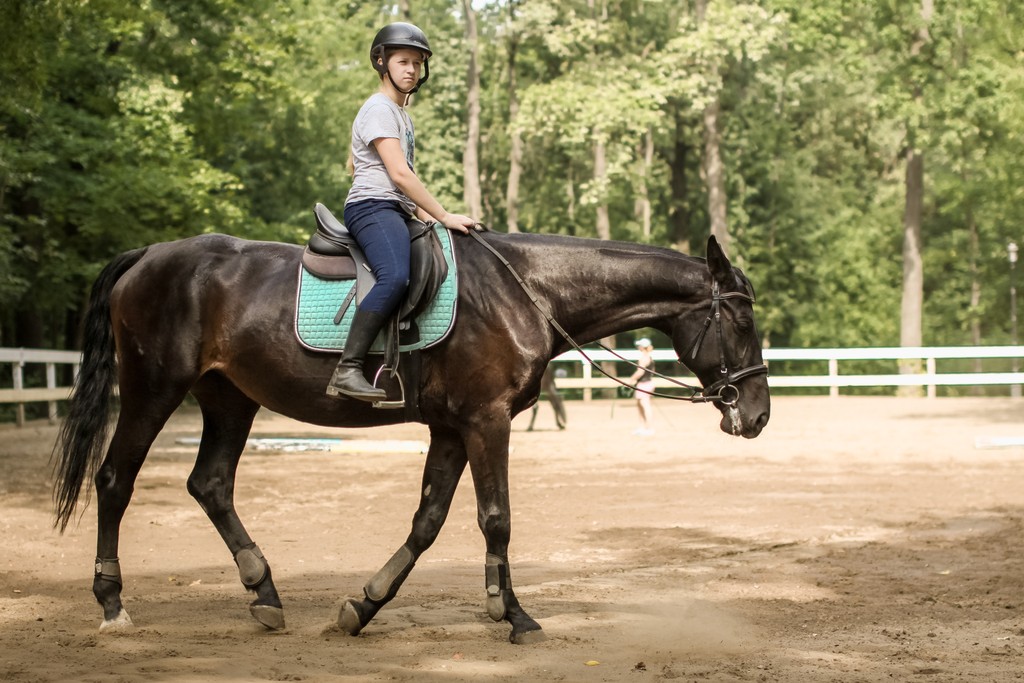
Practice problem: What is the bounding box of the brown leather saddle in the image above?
[303,203,448,323]
[302,203,450,415]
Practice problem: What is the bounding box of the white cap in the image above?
[634,338,652,349]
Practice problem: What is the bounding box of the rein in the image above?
[467,230,768,406]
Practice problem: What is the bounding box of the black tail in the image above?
[52,247,148,532]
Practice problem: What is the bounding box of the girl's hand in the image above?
[440,212,478,234]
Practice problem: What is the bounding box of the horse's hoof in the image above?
[99,608,133,631]
[250,604,286,630]
[337,599,364,636]
[510,627,546,645]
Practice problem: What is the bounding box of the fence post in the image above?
[828,357,839,398]
[13,361,25,427]
[582,361,592,402]
[926,357,936,399]
[46,362,58,423]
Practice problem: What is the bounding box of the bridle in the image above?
[681,281,770,405]
[468,230,769,406]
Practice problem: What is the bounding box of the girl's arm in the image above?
[374,137,476,232]
[628,355,651,383]
[628,360,645,383]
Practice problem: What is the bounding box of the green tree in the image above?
[3,0,1024,363]
[0,0,244,347]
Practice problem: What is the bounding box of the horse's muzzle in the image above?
[716,386,770,439]
[719,409,768,438]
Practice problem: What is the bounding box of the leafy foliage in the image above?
[2,0,1023,353]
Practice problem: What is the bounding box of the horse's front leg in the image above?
[338,425,467,636]
[464,417,545,644]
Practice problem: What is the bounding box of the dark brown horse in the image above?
[52,230,770,644]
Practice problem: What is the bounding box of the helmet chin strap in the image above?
[386,71,413,105]
[383,58,429,100]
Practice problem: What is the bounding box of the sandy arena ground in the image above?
[1,396,1023,682]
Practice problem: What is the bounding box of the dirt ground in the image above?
[1,396,1023,682]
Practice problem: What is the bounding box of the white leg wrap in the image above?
[94,557,122,586]
[485,553,511,622]
[364,545,416,602]
[234,544,268,588]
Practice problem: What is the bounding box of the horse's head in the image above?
[671,236,770,438]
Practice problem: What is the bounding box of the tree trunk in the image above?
[968,208,983,392]
[952,18,983,388]
[506,113,523,233]
[702,99,730,255]
[898,0,932,394]
[594,135,611,240]
[462,0,482,219]
[695,0,731,256]
[898,146,925,393]
[505,3,522,233]
[15,308,44,348]
[901,147,924,352]
[588,0,610,242]
[566,166,576,235]
[635,128,653,240]
[667,108,691,253]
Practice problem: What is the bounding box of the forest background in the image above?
[2,0,1023,358]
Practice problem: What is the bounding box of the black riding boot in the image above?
[326,309,388,401]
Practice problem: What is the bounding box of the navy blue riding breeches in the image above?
[343,199,411,316]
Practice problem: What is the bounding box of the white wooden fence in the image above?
[3,346,1023,425]
[0,348,81,426]
[552,345,1024,400]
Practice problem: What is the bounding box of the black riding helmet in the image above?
[370,22,431,95]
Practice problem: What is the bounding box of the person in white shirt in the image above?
[628,338,656,435]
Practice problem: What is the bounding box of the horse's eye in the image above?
[734,317,753,333]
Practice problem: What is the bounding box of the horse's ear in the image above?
[706,235,732,283]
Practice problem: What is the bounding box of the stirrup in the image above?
[371,365,405,409]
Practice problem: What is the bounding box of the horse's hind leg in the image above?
[338,425,467,636]
[187,374,284,630]
[94,384,192,630]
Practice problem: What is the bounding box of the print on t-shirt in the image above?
[401,120,415,171]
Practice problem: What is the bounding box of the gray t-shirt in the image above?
[345,92,416,215]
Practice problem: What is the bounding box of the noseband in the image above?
[468,230,768,406]
[683,281,769,405]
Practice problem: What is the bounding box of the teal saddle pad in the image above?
[295,224,458,353]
